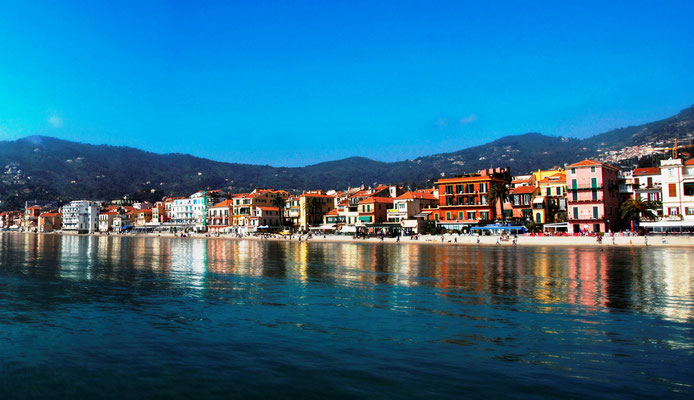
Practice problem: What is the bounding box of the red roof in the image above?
[325,208,339,216]
[100,211,118,216]
[567,159,617,170]
[538,172,566,184]
[26,206,41,210]
[685,158,694,166]
[359,196,394,204]
[512,185,538,194]
[395,191,437,201]
[256,206,279,211]
[39,212,60,217]
[211,199,234,208]
[633,167,660,176]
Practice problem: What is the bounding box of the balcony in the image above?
[568,185,602,191]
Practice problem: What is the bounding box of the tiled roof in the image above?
[538,172,566,183]
[395,191,437,201]
[324,208,339,216]
[633,167,660,176]
[211,199,234,208]
[567,159,617,170]
[512,185,538,194]
[685,158,694,165]
[39,212,60,217]
[256,206,279,211]
[359,196,394,204]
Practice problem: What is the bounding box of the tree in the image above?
[271,195,286,230]
[488,183,510,221]
[307,197,324,225]
[619,198,661,227]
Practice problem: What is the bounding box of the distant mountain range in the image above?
[1,105,693,209]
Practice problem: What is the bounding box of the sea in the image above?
[1,233,693,399]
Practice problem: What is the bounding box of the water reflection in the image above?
[2,233,692,325]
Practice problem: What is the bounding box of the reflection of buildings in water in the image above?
[206,238,233,275]
[59,234,92,280]
[167,238,208,290]
[639,250,694,322]
[566,249,607,308]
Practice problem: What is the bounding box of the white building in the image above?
[61,200,100,233]
[170,190,227,231]
[641,158,694,233]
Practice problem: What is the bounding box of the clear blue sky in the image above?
[1,1,693,167]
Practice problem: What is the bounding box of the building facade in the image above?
[566,160,620,234]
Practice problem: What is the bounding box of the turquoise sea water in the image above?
[1,233,693,399]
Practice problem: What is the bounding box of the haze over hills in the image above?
[1,105,693,210]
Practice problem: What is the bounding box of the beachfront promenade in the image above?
[9,231,694,248]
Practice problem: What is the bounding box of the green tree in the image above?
[307,197,324,225]
[619,198,661,227]
[488,183,510,221]
[271,195,286,229]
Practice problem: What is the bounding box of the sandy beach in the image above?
[11,230,694,248]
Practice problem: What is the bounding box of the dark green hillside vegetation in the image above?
[1,105,693,209]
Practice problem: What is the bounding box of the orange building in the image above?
[435,167,510,229]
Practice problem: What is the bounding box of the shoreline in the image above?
[5,230,694,248]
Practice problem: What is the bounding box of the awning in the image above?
[358,216,372,222]
[532,198,544,204]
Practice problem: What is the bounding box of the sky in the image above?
[1,1,693,167]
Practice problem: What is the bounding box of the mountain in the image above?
[1,105,693,209]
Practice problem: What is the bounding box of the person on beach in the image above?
[476,236,480,245]
[644,236,648,246]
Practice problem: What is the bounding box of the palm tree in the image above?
[620,198,661,227]
[271,196,286,230]
[307,197,324,226]
[488,183,510,221]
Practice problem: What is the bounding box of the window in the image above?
[446,212,451,220]
[591,177,597,188]
[668,207,679,216]
[571,168,576,174]
[480,183,488,192]
[456,184,464,193]
[480,211,489,220]
[573,207,579,219]
[592,206,599,219]
[546,188,551,196]
[591,166,596,173]
[572,179,578,190]
[669,183,677,198]
[684,183,694,196]
[458,212,464,220]
[686,208,694,216]
[445,185,454,195]
[572,191,578,201]
[467,211,476,220]
[592,190,598,201]
[556,187,562,196]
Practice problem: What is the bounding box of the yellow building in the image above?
[532,172,567,223]
[285,191,336,231]
[232,189,290,228]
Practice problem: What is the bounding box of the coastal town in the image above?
[2,154,693,238]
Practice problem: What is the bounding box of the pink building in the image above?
[566,159,621,234]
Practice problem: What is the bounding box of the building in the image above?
[632,167,663,204]
[231,189,290,232]
[23,206,43,231]
[60,200,100,233]
[171,190,227,231]
[285,191,336,231]
[37,212,61,232]
[357,196,394,225]
[131,209,153,226]
[509,185,538,222]
[252,206,281,228]
[566,160,620,234]
[388,190,439,234]
[660,158,694,221]
[435,167,511,230]
[207,199,233,232]
[533,172,567,224]
[99,211,118,232]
